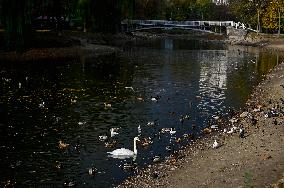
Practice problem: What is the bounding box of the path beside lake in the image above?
[117,53,284,187]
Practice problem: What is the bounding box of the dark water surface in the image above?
[0,39,282,187]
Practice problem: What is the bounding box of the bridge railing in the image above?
[122,20,237,27]
[121,20,247,32]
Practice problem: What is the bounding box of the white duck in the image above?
[147,121,155,126]
[99,135,108,141]
[151,97,158,102]
[39,101,45,108]
[107,137,140,158]
[170,128,176,135]
[110,128,119,137]
[227,128,234,134]
[212,140,219,149]
[138,125,142,134]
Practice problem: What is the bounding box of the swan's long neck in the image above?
[133,139,138,154]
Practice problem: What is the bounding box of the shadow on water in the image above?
[0,38,283,187]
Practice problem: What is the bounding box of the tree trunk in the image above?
[2,0,31,51]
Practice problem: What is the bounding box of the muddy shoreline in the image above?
[0,30,227,63]
[0,31,129,63]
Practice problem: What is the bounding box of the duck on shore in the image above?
[212,140,219,149]
[239,128,245,138]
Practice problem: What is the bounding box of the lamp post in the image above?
[278,6,283,37]
[257,4,260,35]
[278,8,281,37]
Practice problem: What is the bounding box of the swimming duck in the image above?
[110,128,119,137]
[180,114,190,123]
[104,103,112,108]
[183,133,192,139]
[138,125,142,134]
[203,127,212,134]
[98,135,108,142]
[54,161,63,169]
[63,180,75,187]
[161,127,171,133]
[169,128,176,135]
[137,97,144,101]
[58,140,69,150]
[39,101,45,108]
[229,117,238,123]
[212,115,220,120]
[151,97,158,102]
[147,121,155,126]
[125,86,134,91]
[105,140,118,148]
[175,137,183,143]
[165,145,172,152]
[88,167,97,175]
[152,155,161,163]
[138,137,153,147]
[122,162,137,170]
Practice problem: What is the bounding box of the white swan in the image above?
[107,137,140,159]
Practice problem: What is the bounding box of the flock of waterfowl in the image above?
[53,85,201,178]
[4,74,279,187]
[52,87,284,187]
[54,84,253,181]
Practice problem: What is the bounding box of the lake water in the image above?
[0,38,282,187]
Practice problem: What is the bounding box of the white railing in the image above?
[121,20,247,30]
[122,20,241,27]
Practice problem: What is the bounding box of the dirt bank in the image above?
[117,57,284,187]
[0,44,120,63]
[0,31,129,63]
[227,32,284,52]
[0,29,226,63]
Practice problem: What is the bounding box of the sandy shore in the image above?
[117,52,284,187]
